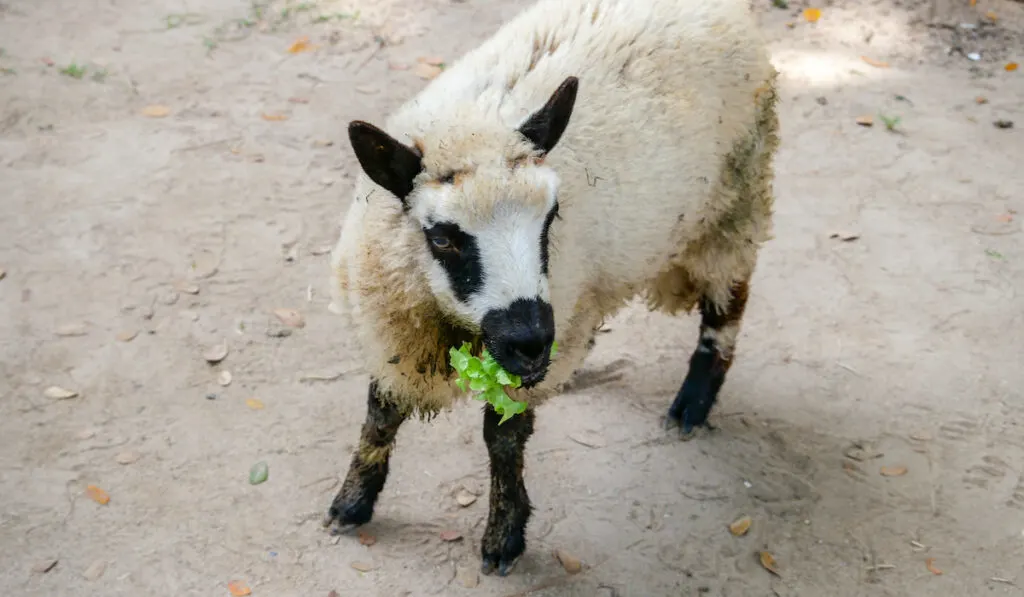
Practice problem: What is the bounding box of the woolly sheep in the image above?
[323,0,780,576]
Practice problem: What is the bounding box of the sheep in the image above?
[323,0,780,576]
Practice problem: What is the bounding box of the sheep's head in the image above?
[347,76,579,387]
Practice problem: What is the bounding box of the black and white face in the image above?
[347,76,578,387]
[411,169,561,387]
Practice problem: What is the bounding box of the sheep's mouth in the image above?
[517,367,548,389]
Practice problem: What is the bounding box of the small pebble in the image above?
[206,393,217,400]
[116,450,141,465]
[455,489,477,507]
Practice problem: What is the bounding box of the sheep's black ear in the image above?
[348,120,423,202]
[517,76,579,155]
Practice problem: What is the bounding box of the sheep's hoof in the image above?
[663,410,716,441]
[321,493,374,535]
[481,554,520,577]
[480,525,526,577]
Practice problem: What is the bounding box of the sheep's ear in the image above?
[348,120,423,202]
[517,76,579,155]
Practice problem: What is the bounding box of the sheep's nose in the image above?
[510,336,550,368]
[481,298,555,385]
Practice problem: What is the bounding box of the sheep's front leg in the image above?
[322,380,407,533]
[666,278,751,439]
[480,405,535,577]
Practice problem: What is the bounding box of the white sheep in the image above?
[323,0,780,576]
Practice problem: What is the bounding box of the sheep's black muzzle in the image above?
[481,297,555,389]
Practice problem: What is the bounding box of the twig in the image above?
[62,480,77,525]
[354,38,384,74]
[78,438,130,453]
[865,564,896,571]
[988,577,1015,585]
[836,362,863,377]
[300,475,337,489]
[173,136,242,153]
[299,370,348,383]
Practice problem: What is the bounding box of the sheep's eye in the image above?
[439,172,455,184]
[430,236,453,251]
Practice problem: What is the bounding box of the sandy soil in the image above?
[2,0,1024,595]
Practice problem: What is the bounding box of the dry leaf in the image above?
[203,342,229,364]
[861,56,889,68]
[880,465,908,477]
[56,323,88,337]
[218,370,233,386]
[287,36,316,54]
[1007,62,1019,72]
[249,461,269,485]
[142,105,171,118]
[44,386,79,400]
[116,330,138,342]
[855,115,874,127]
[328,592,340,597]
[925,558,943,575]
[417,56,445,66]
[413,62,442,80]
[455,489,477,507]
[986,11,998,22]
[82,559,106,581]
[32,559,58,574]
[85,485,110,505]
[246,398,265,410]
[976,96,989,104]
[553,549,583,574]
[440,530,463,542]
[802,8,822,22]
[729,515,752,537]
[357,530,377,546]
[261,112,289,121]
[228,580,252,596]
[351,561,375,572]
[116,450,141,465]
[273,308,305,328]
[355,85,378,94]
[997,213,1014,223]
[970,0,976,6]
[759,551,781,576]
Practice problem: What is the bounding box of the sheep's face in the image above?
[347,77,579,387]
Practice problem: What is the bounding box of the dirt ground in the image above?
[2,0,1024,595]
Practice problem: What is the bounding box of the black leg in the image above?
[480,405,535,577]
[666,278,751,438]
[322,380,407,533]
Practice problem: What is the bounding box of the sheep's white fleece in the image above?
[329,0,780,414]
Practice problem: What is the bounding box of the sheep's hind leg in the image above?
[322,380,407,533]
[480,405,535,577]
[666,278,751,439]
